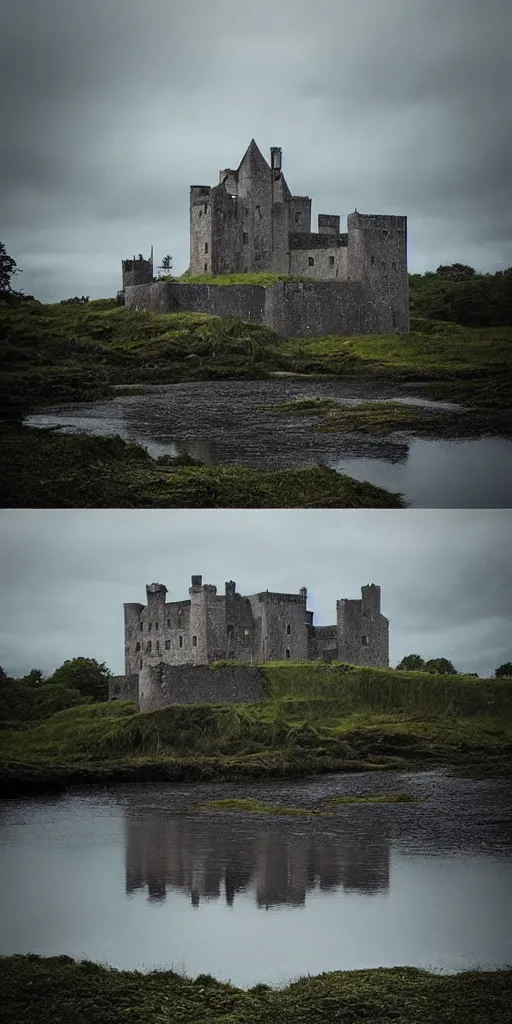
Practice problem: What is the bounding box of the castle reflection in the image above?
[124,811,390,908]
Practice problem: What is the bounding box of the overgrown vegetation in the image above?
[0,425,406,507]
[409,264,512,327]
[1,664,511,796]
[1,956,511,1024]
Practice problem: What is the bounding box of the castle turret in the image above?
[347,213,409,332]
[122,254,153,290]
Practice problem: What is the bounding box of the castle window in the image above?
[179,635,183,648]
[167,619,171,627]
[155,622,159,630]
[362,636,370,646]
[140,659,143,669]
[382,230,389,238]
[286,623,291,635]
[147,641,152,653]
[204,203,208,214]
[308,257,314,266]
[204,242,208,253]
[285,648,291,659]
[204,263,208,272]
[392,261,397,271]
[165,640,170,650]
[177,609,182,627]
[243,232,248,243]
[136,642,140,652]
[148,622,152,631]
[140,622,143,631]
[255,205,261,218]
[199,210,202,217]
[192,636,197,647]
[370,256,375,265]
[295,212,302,224]
[329,256,335,266]
[156,640,160,652]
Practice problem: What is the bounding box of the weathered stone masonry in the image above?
[109,578,389,709]
[122,140,409,338]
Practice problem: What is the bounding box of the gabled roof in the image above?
[237,139,271,175]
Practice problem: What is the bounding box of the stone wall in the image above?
[138,663,265,711]
[124,279,397,337]
[109,674,138,701]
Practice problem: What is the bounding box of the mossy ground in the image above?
[1,956,510,1024]
[0,425,405,507]
[2,665,511,796]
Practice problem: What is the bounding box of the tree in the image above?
[423,657,457,675]
[48,657,112,702]
[21,668,46,686]
[396,654,425,671]
[0,241,21,293]
[495,662,512,678]
[158,254,174,274]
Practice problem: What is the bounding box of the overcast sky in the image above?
[1,0,511,302]
[0,509,510,679]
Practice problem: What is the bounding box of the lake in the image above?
[1,770,511,988]
[25,380,512,508]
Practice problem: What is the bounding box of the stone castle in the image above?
[122,140,409,337]
[110,577,389,710]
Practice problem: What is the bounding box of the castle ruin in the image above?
[122,140,409,337]
[110,577,389,710]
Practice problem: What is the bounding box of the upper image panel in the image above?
[1,7,510,509]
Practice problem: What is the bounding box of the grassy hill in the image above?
[1,663,511,795]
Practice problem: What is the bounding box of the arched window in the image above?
[286,623,291,635]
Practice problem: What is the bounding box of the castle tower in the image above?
[347,213,409,332]
[336,584,389,668]
[190,187,213,275]
[122,254,153,290]
[124,600,144,676]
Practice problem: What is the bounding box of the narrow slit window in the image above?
[362,636,370,646]
[165,640,170,650]
[205,242,208,253]
[308,257,314,266]
[147,641,152,653]
[329,256,335,266]
[179,635,183,648]
[156,640,160,652]
[135,642,140,652]
[286,623,291,635]
[285,648,291,659]
[192,636,197,647]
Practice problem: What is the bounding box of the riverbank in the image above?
[2,665,511,797]
[1,302,510,426]
[0,424,406,507]
[1,955,510,1023]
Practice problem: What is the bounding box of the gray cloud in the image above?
[0,509,510,678]
[1,0,511,301]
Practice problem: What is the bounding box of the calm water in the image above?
[1,771,511,987]
[25,380,512,508]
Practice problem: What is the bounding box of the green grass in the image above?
[194,797,329,815]
[324,791,420,804]
[1,665,511,796]
[259,397,460,435]
[0,425,406,508]
[168,271,316,285]
[0,956,510,1024]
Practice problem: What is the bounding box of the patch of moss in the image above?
[324,791,421,805]
[194,797,331,816]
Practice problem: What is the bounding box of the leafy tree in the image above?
[495,662,512,678]
[48,657,112,702]
[0,666,11,684]
[21,668,46,686]
[158,254,174,273]
[0,241,21,293]
[423,657,457,675]
[396,654,425,671]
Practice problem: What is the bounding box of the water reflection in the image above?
[124,812,390,907]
